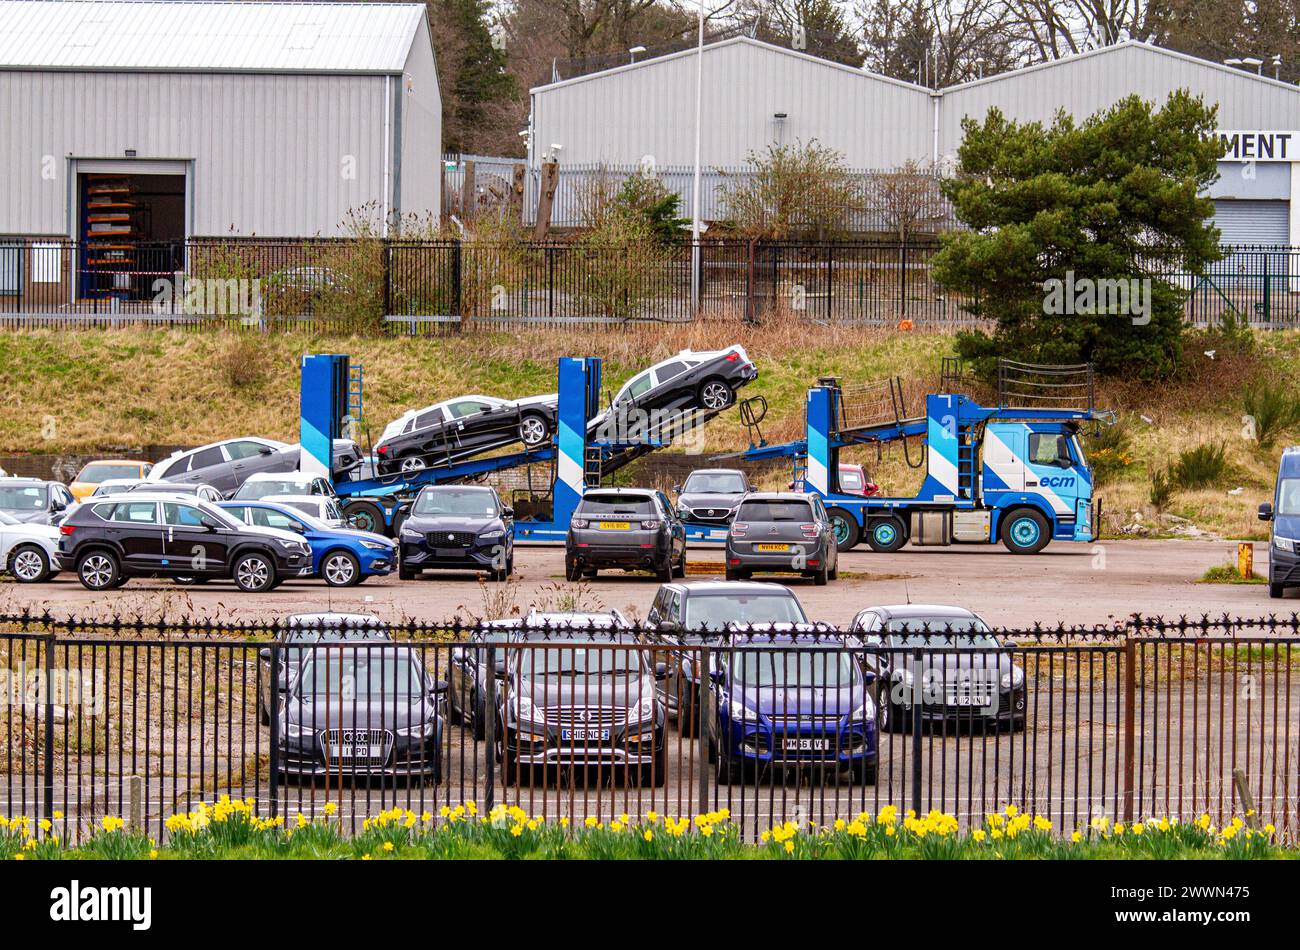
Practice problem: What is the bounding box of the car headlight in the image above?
[510,694,542,724]
[400,525,421,538]
[277,539,309,552]
[1000,668,1025,690]
[850,694,876,722]
[283,721,312,739]
[727,698,755,722]
[359,539,389,550]
[478,529,505,540]
[628,695,655,722]
[397,721,434,738]
[1274,536,1295,554]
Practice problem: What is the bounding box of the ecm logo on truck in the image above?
[741,360,1111,555]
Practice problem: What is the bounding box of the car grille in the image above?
[767,714,842,729]
[544,705,625,726]
[427,530,476,547]
[321,727,394,766]
[692,508,730,520]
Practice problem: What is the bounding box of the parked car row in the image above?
[257,597,1025,789]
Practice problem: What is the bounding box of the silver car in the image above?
[724,492,839,585]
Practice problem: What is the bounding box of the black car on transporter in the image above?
[55,494,313,592]
[398,485,513,581]
[375,394,558,475]
[565,488,686,581]
[276,644,448,783]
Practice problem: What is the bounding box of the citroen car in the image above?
[848,604,1026,731]
[1,510,61,583]
[257,613,391,723]
[276,644,447,783]
[398,484,513,581]
[495,631,667,787]
[55,493,313,592]
[219,500,396,586]
[725,492,838,585]
[708,634,877,785]
[565,487,685,581]
[0,478,75,525]
[375,394,558,475]
[674,468,753,525]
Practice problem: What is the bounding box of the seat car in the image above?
[565,487,685,581]
[588,346,757,444]
[125,481,224,503]
[644,581,820,733]
[674,468,753,525]
[495,631,667,786]
[257,613,390,723]
[0,478,75,525]
[375,394,558,475]
[1259,447,1300,598]
[398,485,513,581]
[848,604,1026,731]
[69,459,153,500]
[725,492,838,585]
[56,494,313,592]
[707,634,878,785]
[148,436,362,495]
[449,610,631,740]
[219,500,396,587]
[231,471,336,501]
[276,644,447,783]
[0,510,61,583]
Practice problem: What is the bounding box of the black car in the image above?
[55,493,313,592]
[0,478,75,525]
[276,644,447,782]
[725,492,839,585]
[495,632,668,787]
[674,468,753,525]
[375,395,558,475]
[848,604,1026,731]
[398,485,513,581]
[565,488,686,581]
[257,613,391,723]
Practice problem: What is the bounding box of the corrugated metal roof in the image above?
[0,1,426,73]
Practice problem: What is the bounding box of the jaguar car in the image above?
[375,394,558,475]
[398,485,513,581]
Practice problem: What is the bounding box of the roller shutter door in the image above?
[1213,199,1289,246]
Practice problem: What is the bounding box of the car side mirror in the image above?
[653,661,669,680]
[258,446,274,455]
[708,669,726,685]
[1003,640,1020,649]
[656,619,680,634]
[201,518,220,531]
[258,648,271,662]
[672,485,682,494]
[502,507,514,518]
[432,679,449,694]
[1259,502,1274,522]
[51,500,66,511]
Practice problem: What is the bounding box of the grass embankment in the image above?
[3,801,1290,861]
[2,323,1299,541]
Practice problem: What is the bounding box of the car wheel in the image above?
[828,559,839,580]
[390,507,409,537]
[519,413,550,447]
[471,697,486,742]
[813,563,829,586]
[398,454,428,473]
[716,750,743,785]
[565,555,583,582]
[232,551,276,593]
[724,567,742,581]
[656,557,673,582]
[77,550,121,591]
[699,378,734,411]
[672,546,687,578]
[501,745,519,786]
[641,744,667,788]
[866,517,907,553]
[343,500,386,536]
[852,759,878,785]
[322,550,361,587]
[1000,508,1050,555]
[8,544,52,583]
[173,576,209,586]
[399,566,418,581]
[1269,582,1284,599]
[826,507,860,551]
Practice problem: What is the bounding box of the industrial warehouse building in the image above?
[0,0,440,302]
[529,37,1300,247]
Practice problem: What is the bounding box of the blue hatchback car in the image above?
[707,634,878,785]
[219,500,396,587]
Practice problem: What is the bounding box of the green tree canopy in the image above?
[932,90,1223,378]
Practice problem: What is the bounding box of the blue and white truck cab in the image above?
[1258,447,1300,598]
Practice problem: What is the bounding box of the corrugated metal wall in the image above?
[0,69,408,237]
[397,14,442,230]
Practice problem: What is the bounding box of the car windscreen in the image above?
[840,471,864,490]
[1278,478,1300,517]
[884,618,997,648]
[281,500,326,519]
[0,510,18,525]
[413,489,498,516]
[684,472,746,493]
[284,629,387,645]
[515,643,642,676]
[735,499,813,522]
[79,463,140,482]
[236,480,309,499]
[684,592,808,630]
[577,495,655,516]
[731,649,858,688]
[297,653,423,697]
[93,484,136,496]
[0,486,47,511]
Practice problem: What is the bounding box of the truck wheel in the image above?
[1001,508,1050,555]
[866,517,907,553]
[826,507,860,551]
[343,500,386,535]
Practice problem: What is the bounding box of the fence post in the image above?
[825,243,833,322]
[268,641,280,819]
[128,775,144,832]
[1122,635,1136,824]
[484,644,497,814]
[1262,251,1270,324]
[382,242,392,317]
[451,239,463,322]
[900,242,909,319]
[697,647,711,815]
[547,246,555,322]
[910,647,922,817]
[42,633,55,822]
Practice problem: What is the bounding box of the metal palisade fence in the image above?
[0,238,1296,332]
[1,611,1297,844]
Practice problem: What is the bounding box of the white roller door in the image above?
[1213,199,1289,246]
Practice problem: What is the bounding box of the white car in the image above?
[1,510,60,583]
[91,478,153,497]
[259,494,349,528]
[232,471,336,501]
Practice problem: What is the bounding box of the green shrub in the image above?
[1149,465,1175,510]
[1169,442,1228,491]
[1083,421,1136,484]
[1243,377,1300,450]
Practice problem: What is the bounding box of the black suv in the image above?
[565,488,686,581]
[56,493,313,592]
[398,485,513,581]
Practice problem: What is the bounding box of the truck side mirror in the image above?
[1259,502,1274,522]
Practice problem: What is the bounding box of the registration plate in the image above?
[435,547,465,558]
[952,693,991,707]
[335,744,381,759]
[783,737,831,752]
[756,543,790,552]
[561,728,611,742]
[598,521,631,530]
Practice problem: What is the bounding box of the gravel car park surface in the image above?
[0,539,1278,626]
